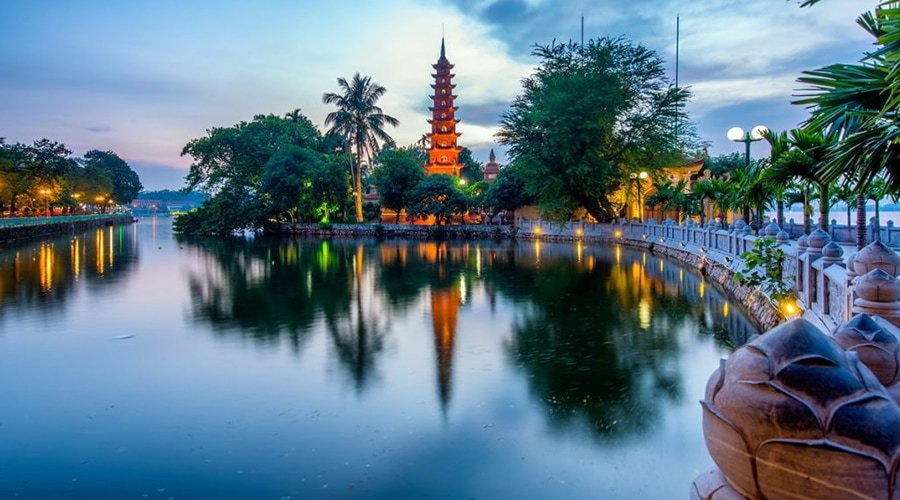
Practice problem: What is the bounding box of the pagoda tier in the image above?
[425,38,462,178]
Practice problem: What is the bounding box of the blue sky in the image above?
[0,0,874,189]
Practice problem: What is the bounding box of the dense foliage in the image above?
[176,110,354,234]
[407,175,469,225]
[371,148,425,223]
[0,138,141,215]
[498,37,700,222]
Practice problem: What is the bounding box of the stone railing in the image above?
[517,218,900,334]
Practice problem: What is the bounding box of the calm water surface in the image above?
[0,217,758,499]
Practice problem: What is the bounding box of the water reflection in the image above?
[0,225,137,319]
[181,236,758,440]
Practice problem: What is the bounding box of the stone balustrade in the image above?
[516,218,900,333]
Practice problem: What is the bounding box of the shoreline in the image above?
[0,214,134,246]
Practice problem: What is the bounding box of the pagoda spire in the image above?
[425,37,462,178]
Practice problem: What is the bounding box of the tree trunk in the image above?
[803,184,811,234]
[818,182,829,231]
[875,198,881,232]
[847,203,851,233]
[857,192,866,250]
[354,144,364,223]
[395,210,400,224]
[776,196,784,228]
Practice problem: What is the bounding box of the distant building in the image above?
[483,149,501,183]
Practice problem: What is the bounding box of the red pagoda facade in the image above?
[425,38,462,178]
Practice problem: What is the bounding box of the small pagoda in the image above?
[425,38,462,178]
[484,149,501,183]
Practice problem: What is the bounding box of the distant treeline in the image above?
[137,190,209,204]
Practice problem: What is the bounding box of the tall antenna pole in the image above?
[675,15,680,90]
[581,15,584,49]
[674,15,680,145]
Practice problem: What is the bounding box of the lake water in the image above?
[0,217,759,499]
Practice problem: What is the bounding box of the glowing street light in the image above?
[38,188,52,217]
[629,171,649,222]
[727,125,768,167]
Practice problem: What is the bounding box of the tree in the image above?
[763,128,837,231]
[181,111,325,233]
[82,150,142,204]
[371,148,425,223]
[796,4,900,246]
[407,175,469,225]
[761,130,794,227]
[173,182,264,235]
[482,161,533,218]
[323,73,399,222]
[260,146,323,223]
[498,38,699,222]
[797,7,900,193]
[458,147,484,183]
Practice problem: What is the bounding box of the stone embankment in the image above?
[0,214,134,245]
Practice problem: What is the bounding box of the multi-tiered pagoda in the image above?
[425,38,462,177]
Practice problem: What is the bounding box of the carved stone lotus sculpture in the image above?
[833,314,900,403]
[698,319,900,499]
[852,240,900,277]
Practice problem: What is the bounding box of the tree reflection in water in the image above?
[181,236,758,438]
[0,224,137,322]
[482,242,757,442]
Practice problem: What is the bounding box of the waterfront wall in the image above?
[0,214,134,245]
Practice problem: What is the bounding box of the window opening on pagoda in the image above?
[441,89,447,94]
[441,155,448,163]
[441,100,446,106]
[441,113,447,119]
[441,126,447,132]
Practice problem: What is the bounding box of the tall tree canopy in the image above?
[83,150,143,204]
[177,110,351,234]
[323,73,399,222]
[498,38,699,222]
[0,139,138,215]
[371,148,426,223]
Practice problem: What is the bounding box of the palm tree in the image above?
[691,178,731,225]
[796,6,900,246]
[323,73,399,222]
[761,130,793,227]
[763,128,837,232]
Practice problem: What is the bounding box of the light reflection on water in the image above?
[0,217,757,499]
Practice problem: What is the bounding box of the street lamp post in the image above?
[38,188,52,217]
[629,171,649,222]
[727,125,768,168]
[727,125,767,227]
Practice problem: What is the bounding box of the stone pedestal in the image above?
[694,317,900,499]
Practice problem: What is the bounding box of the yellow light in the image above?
[534,226,542,235]
[723,302,730,318]
[781,299,800,318]
[575,228,583,237]
[639,171,648,179]
[614,230,622,238]
[638,298,651,329]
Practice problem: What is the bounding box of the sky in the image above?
[0,0,876,190]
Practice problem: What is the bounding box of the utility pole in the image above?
[674,15,680,145]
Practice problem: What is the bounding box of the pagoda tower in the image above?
[425,38,462,177]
